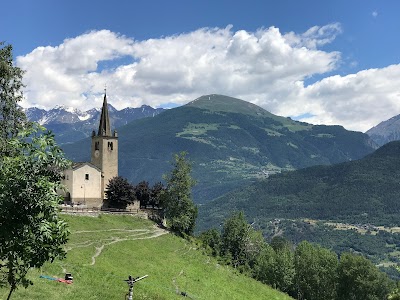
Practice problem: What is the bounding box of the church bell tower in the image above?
[91,91,118,198]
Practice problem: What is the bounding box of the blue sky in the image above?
[1,0,400,131]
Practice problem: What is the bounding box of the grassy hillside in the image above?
[62,94,376,204]
[0,214,292,300]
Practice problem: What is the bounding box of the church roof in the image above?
[98,92,111,136]
[71,162,102,172]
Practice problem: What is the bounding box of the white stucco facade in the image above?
[62,163,102,207]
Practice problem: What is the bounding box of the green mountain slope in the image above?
[62,94,376,203]
[0,215,293,300]
[198,140,400,230]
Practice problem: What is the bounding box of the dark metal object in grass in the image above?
[65,273,73,281]
[124,274,148,300]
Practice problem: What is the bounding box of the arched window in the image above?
[108,142,113,150]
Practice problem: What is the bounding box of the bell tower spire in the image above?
[98,88,111,136]
[91,87,118,200]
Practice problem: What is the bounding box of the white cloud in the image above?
[284,22,342,49]
[290,65,400,132]
[16,24,400,132]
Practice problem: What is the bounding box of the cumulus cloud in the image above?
[289,65,400,131]
[16,24,400,132]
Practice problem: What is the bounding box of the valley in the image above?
[262,218,400,277]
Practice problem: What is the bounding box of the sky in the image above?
[1,0,400,132]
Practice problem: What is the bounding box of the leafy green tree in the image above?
[337,252,393,300]
[270,236,292,252]
[0,124,70,300]
[162,152,197,236]
[221,211,251,268]
[220,211,266,273]
[150,181,164,208]
[246,230,268,269]
[389,281,400,300]
[294,241,338,300]
[259,236,296,294]
[252,243,276,284]
[135,180,150,208]
[198,228,221,256]
[0,42,27,155]
[389,289,400,300]
[272,244,295,294]
[106,176,136,209]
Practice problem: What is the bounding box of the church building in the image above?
[62,92,118,207]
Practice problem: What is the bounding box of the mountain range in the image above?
[24,104,165,144]
[26,98,400,148]
[366,114,400,146]
[60,94,377,203]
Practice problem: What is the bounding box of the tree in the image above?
[389,281,400,300]
[294,241,338,300]
[272,243,295,294]
[135,180,150,208]
[252,243,276,284]
[337,252,393,300]
[0,41,27,155]
[0,124,70,299]
[199,228,221,256]
[162,152,197,236]
[150,181,164,208]
[221,211,250,268]
[389,288,400,300]
[220,211,266,272]
[106,176,136,209]
[270,236,292,252]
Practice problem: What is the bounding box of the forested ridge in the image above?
[199,140,400,228]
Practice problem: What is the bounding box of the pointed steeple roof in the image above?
[98,92,111,136]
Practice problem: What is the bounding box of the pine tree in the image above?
[162,152,197,236]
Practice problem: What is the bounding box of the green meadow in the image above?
[1,214,292,300]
